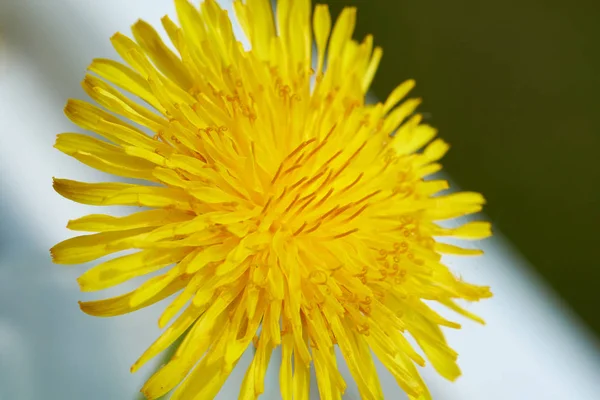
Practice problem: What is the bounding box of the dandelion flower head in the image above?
[51,0,492,399]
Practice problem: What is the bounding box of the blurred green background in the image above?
[322,0,600,334]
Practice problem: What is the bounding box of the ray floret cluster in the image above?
[51,0,492,399]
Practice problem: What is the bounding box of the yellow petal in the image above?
[416,162,443,178]
[328,7,356,65]
[63,99,171,153]
[419,179,449,197]
[186,241,235,273]
[422,138,450,163]
[351,329,384,400]
[435,242,484,256]
[160,15,182,52]
[142,312,229,399]
[215,231,270,275]
[383,79,416,114]
[83,75,166,129]
[312,346,344,400]
[239,320,275,399]
[247,0,276,60]
[77,248,189,291]
[265,300,282,346]
[53,178,194,210]
[55,133,156,180]
[88,58,162,111]
[131,19,193,89]
[408,314,461,381]
[279,333,294,400]
[288,0,311,70]
[129,261,188,307]
[365,325,425,398]
[327,313,377,399]
[292,342,311,400]
[362,46,383,92]
[67,209,192,232]
[131,303,204,373]
[78,277,187,317]
[453,221,493,239]
[390,115,434,153]
[158,272,205,328]
[50,227,152,264]
[174,0,207,50]
[313,4,331,76]
[440,299,486,325]
[110,33,153,77]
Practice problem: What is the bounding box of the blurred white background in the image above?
[1,0,599,399]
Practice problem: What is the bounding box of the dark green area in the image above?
[322,0,600,334]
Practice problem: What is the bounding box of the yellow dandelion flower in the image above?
[51,0,492,399]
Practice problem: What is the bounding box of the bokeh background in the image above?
[1,0,599,399]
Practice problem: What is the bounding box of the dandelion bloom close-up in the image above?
[51,0,492,399]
